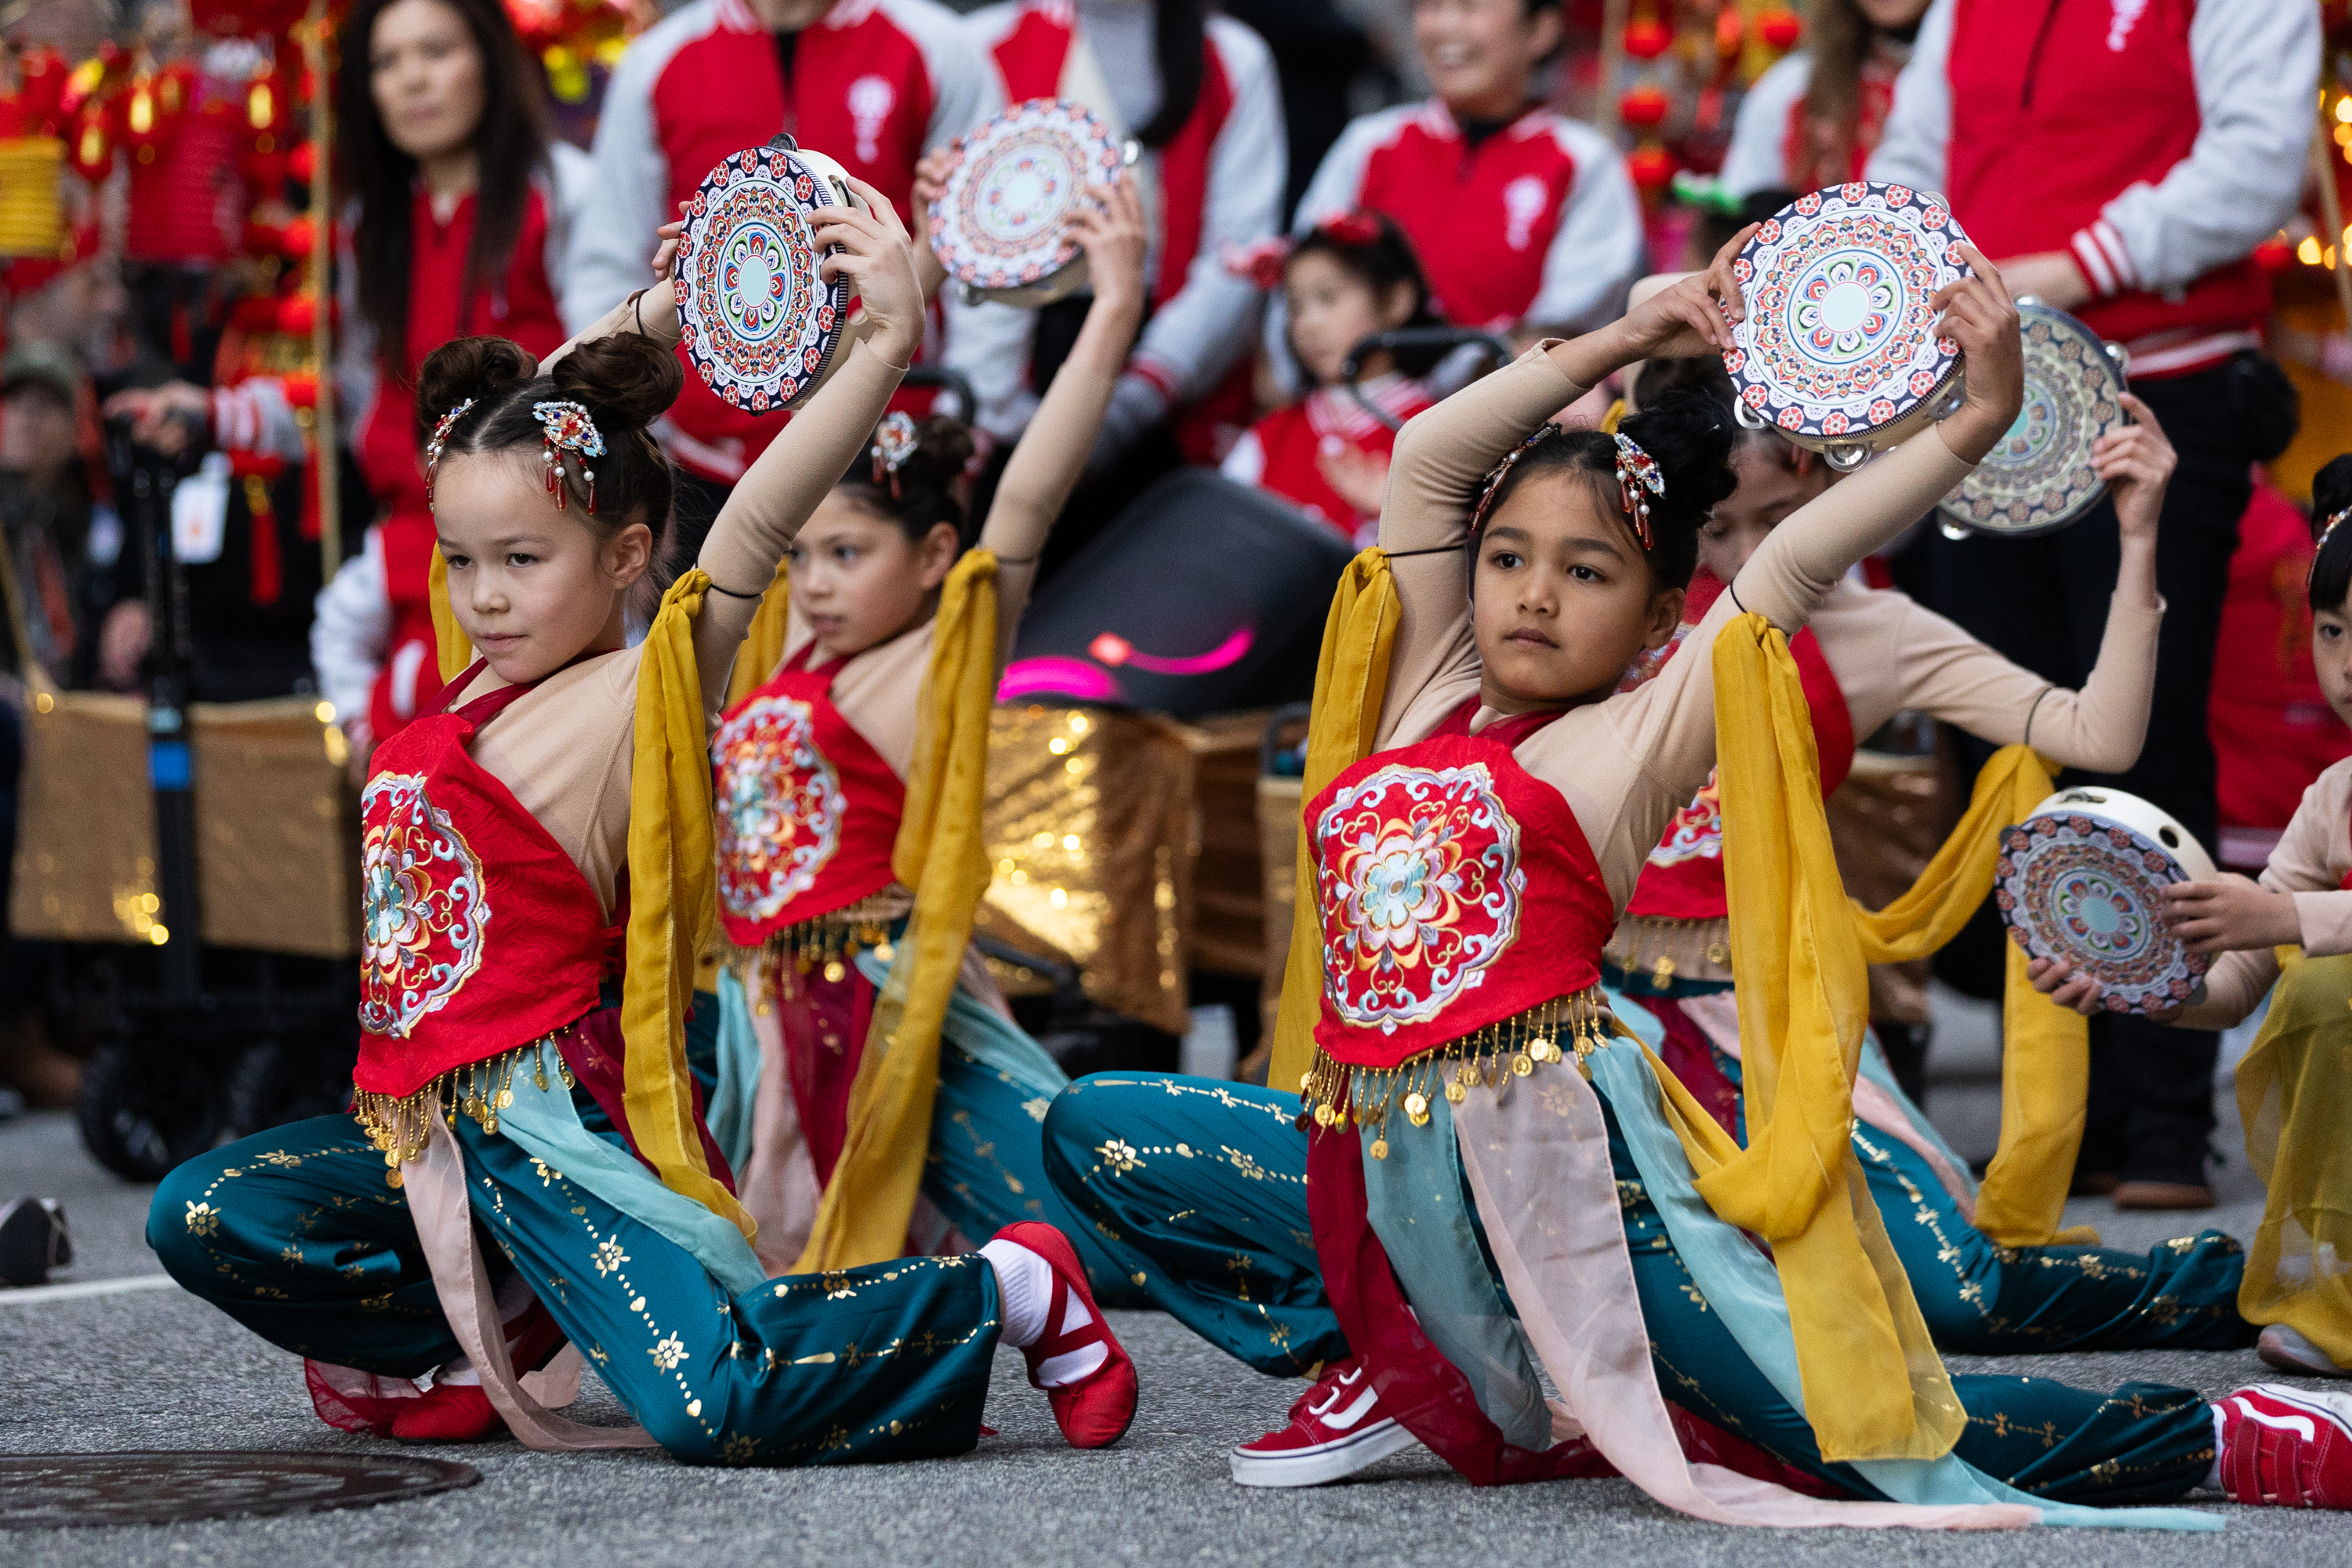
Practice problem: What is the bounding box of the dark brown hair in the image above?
[339,0,554,379]
[834,415,977,548]
[1795,0,1871,193]
[2310,456,2352,612]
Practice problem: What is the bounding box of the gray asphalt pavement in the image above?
[5,989,2348,1566]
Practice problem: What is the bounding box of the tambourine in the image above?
[928,97,1136,307]
[1935,300,2129,539]
[1994,786,2216,1015]
[674,135,859,415]
[1724,181,1973,473]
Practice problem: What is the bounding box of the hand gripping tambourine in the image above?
[675,135,861,415]
[1994,786,2216,1015]
[927,97,1136,307]
[1935,300,2129,539]
[1723,181,1973,473]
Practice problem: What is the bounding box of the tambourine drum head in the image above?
[1724,182,1969,445]
[1994,789,2213,1016]
[930,99,1124,296]
[1938,303,2124,536]
[676,143,848,414]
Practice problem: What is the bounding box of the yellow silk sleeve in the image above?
[428,546,474,682]
[2235,947,2352,1364]
[725,560,793,710]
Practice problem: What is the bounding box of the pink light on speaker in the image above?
[998,656,1126,704]
[1090,625,1254,674]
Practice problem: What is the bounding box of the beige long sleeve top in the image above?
[1375,346,1976,909]
[452,338,912,916]
[2180,757,2352,1029]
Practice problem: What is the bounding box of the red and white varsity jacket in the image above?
[1867,0,2317,379]
[1219,372,1432,549]
[563,0,999,483]
[1294,99,1642,336]
[956,0,1285,451]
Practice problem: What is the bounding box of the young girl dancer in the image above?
[2039,456,2352,1386]
[1045,237,2350,1519]
[1221,212,1438,548]
[148,188,1137,1460]
[1603,371,2251,1359]
[702,178,1149,1303]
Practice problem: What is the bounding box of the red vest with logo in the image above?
[1306,703,1613,1069]
[710,641,906,948]
[352,661,615,1098]
[1944,0,2266,348]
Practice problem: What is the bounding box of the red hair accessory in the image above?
[869,411,917,497]
[1316,212,1381,247]
[1468,426,1563,535]
[532,400,604,514]
[1613,433,1663,552]
[424,398,475,514]
[1221,235,1294,289]
[2313,506,2352,586]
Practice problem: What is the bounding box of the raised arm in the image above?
[692,183,926,705]
[978,177,1149,666]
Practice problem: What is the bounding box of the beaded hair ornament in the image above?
[423,397,476,514]
[1468,427,1663,553]
[2313,507,2352,587]
[532,400,605,514]
[869,411,918,497]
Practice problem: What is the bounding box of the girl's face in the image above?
[786,492,959,660]
[1286,251,1417,387]
[1413,0,1562,120]
[1698,441,1829,582]
[2314,600,2352,730]
[1472,469,1683,713]
[434,454,650,684]
[371,0,487,165]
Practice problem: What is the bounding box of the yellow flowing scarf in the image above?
[1691,612,1963,1461]
[2234,946,2352,1365]
[792,550,1000,1271]
[1268,547,1405,1096]
[726,560,794,710]
[428,553,750,1236]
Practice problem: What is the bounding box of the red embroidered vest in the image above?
[1622,620,1854,924]
[1306,702,1613,1070]
[709,641,906,949]
[352,659,614,1098]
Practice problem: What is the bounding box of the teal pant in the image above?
[1044,1073,2215,1505]
[150,1111,1002,1467]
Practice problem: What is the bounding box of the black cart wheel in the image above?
[75,1041,223,1181]
[223,1039,346,1140]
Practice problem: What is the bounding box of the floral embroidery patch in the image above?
[710,695,847,923]
[357,772,489,1037]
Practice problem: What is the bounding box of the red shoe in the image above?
[1230,1357,1419,1486]
[2217,1384,2352,1508]
[390,1300,569,1444]
[991,1221,1136,1449]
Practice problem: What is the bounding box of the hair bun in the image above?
[895,414,976,492]
[550,332,685,431]
[1621,388,1738,516]
[417,336,536,434]
[2312,455,2352,535]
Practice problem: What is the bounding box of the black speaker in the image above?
[1002,470,1354,717]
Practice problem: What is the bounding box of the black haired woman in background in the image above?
[110,0,570,769]
[1220,211,1440,549]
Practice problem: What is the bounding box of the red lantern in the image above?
[230,294,281,335]
[1619,84,1670,129]
[287,140,315,185]
[2252,236,2297,274]
[278,215,315,260]
[281,371,319,409]
[1627,144,1678,191]
[19,48,68,133]
[1715,8,1744,56]
[1624,17,1675,60]
[68,103,114,182]
[1759,7,1802,50]
[276,291,318,336]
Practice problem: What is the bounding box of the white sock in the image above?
[981,1238,1054,1347]
[2204,1402,2227,1491]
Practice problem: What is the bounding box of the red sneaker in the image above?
[2217,1384,2352,1508]
[1230,1357,1419,1486]
[390,1299,569,1444]
[991,1221,1136,1449]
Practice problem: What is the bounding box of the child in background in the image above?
[1221,212,1438,548]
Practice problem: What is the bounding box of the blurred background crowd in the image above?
[0,0,2344,1208]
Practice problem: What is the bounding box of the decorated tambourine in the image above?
[1724,181,1973,472]
[928,97,1136,307]
[1994,787,2217,1016]
[675,136,858,415]
[1935,300,2129,539]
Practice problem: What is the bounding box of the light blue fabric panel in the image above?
[706,969,761,1177]
[1586,1033,2216,1532]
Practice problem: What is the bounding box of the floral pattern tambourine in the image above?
[675,142,848,415]
[929,98,1125,294]
[1937,303,2125,537]
[1722,182,1970,441]
[357,772,490,1038]
[1993,804,2211,1015]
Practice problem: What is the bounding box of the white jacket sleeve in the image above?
[1127,19,1286,406]
[311,525,391,731]
[562,34,673,332]
[1526,122,1643,333]
[1864,0,1953,195]
[2074,0,2319,299]
[1722,53,1810,198]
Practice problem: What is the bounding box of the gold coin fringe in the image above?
[721,895,903,1014]
[1603,914,1733,992]
[1298,985,1625,1161]
[353,1035,575,1185]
